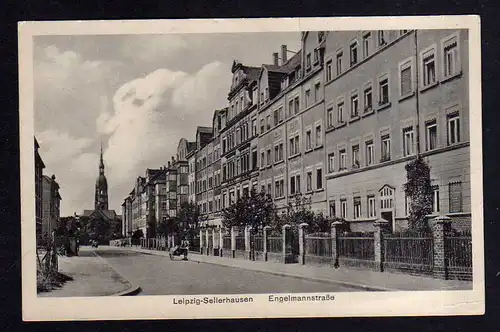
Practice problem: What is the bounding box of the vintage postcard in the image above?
[19,16,484,321]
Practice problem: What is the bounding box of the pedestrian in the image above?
[180,237,189,260]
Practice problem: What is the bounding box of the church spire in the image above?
[99,141,105,175]
[95,141,108,210]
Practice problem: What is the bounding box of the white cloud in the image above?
[37,130,98,215]
[120,34,188,63]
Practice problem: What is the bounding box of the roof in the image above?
[262,64,289,74]
[282,51,302,73]
[82,209,117,220]
[245,67,261,82]
[197,126,213,134]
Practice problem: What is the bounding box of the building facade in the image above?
[41,174,62,238]
[35,137,45,244]
[122,29,470,238]
[323,29,469,232]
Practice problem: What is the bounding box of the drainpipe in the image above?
[414,29,421,157]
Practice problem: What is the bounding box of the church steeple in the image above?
[95,142,108,210]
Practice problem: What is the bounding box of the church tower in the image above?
[95,143,108,210]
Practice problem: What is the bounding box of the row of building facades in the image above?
[35,137,62,244]
[122,29,471,237]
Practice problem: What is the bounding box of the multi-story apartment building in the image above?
[257,38,327,214]
[35,137,45,244]
[122,29,470,238]
[124,167,167,236]
[164,159,178,223]
[323,29,469,232]
[41,174,62,238]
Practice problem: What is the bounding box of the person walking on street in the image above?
[180,237,189,260]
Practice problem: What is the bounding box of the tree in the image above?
[403,156,433,231]
[222,189,275,231]
[273,194,315,231]
[177,202,207,242]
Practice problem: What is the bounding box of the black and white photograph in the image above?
[19,16,484,320]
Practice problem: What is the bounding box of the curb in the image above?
[92,251,142,296]
[129,248,393,292]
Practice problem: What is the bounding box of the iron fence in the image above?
[384,232,433,267]
[446,231,472,269]
[338,232,375,260]
[305,232,332,257]
[235,236,245,251]
[253,236,264,252]
[223,236,231,250]
[267,236,283,253]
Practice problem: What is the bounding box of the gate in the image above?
[285,227,299,263]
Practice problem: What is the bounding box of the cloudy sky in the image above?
[34,32,302,216]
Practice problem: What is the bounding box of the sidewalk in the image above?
[130,247,472,292]
[38,247,135,297]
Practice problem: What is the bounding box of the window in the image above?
[379,77,389,105]
[350,41,358,66]
[260,119,265,133]
[422,51,436,87]
[326,60,333,81]
[337,102,345,123]
[313,49,319,64]
[403,127,414,156]
[265,87,269,101]
[274,109,279,126]
[432,185,440,213]
[336,51,343,75]
[327,107,334,128]
[447,113,460,145]
[339,149,347,170]
[268,183,273,197]
[306,171,312,192]
[252,119,257,136]
[449,181,463,213]
[378,31,386,46]
[443,35,460,78]
[351,93,359,117]
[328,152,335,173]
[363,32,371,58]
[162,200,168,211]
[341,199,348,219]
[294,97,300,114]
[352,145,360,168]
[275,179,284,198]
[305,89,311,108]
[261,185,266,194]
[353,197,361,219]
[400,60,413,96]
[290,174,301,195]
[278,107,284,123]
[367,195,376,218]
[316,168,323,189]
[266,149,271,166]
[260,151,265,168]
[266,115,271,130]
[314,83,321,103]
[365,140,375,166]
[426,120,437,151]
[381,134,391,161]
[329,201,336,217]
[305,130,312,150]
[315,125,322,147]
[306,53,311,69]
[364,86,373,112]
[289,135,300,156]
[288,99,294,117]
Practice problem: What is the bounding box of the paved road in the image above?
[94,247,358,295]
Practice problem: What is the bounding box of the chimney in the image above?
[273,52,279,66]
[171,156,175,163]
[167,161,171,167]
[281,45,287,64]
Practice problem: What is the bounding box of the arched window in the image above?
[379,185,395,210]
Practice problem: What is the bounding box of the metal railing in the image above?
[338,232,375,260]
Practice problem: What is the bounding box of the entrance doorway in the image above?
[381,211,393,232]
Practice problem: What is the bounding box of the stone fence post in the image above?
[219,227,225,257]
[282,224,291,264]
[199,228,204,254]
[374,218,390,272]
[298,223,308,265]
[263,226,271,262]
[245,225,252,260]
[432,215,452,280]
[231,226,237,258]
[331,221,343,268]
[205,228,210,256]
